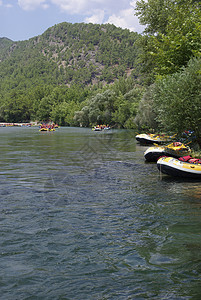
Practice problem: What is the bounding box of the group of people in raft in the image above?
[40,123,59,130]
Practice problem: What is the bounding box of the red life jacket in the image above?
[179,156,201,164]
[178,155,192,162]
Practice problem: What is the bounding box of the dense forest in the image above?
[0,23,143,127]
[0,0,201,145]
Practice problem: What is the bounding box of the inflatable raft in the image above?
[39,128,55,132]
[92,125,110,131]
[144,142,191,162]
[144,145,165,162]
[39,128,49,131]
[136,133,171,145]
[157,156,201,178]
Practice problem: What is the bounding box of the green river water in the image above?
[0,126,201,299]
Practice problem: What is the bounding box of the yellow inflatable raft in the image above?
[157,156,201,178]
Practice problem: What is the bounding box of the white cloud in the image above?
[83,1,144,33]
[18,0,49,11]
[51,0,88,14]
[84,10,105,24]
[5,4,14,8]
[16,0,144,33]
[106,7,143,32]
[130,0,137,8]
[0,1,13,8]
[42,3,49,9]
[51,0,129,15]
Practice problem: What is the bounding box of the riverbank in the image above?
[0,122,38,127]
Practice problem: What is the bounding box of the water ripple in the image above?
[0,127,200,299]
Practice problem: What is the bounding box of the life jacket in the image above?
[179,156,201,164]
[178,155,192,162]
[188,158,201,164]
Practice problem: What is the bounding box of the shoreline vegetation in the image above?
[0,1,200,148]
[0,122,36,127]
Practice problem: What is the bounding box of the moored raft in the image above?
[157,156,201,178]
[144,142,191,162]
[164,142,191,157]
[136,133,171,145]
[144,145,165,162]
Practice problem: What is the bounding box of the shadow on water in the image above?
[159,174,201,184]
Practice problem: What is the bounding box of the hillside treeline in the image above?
[0,23,143,126]
[0,1,201,145]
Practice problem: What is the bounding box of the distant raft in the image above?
[39,128,49,131]
[39,127,55,132]
[92,126,102,131]
[92,125,110,131]
[157,156,201,178]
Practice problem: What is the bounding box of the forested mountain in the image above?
[0,22,143,124]
[0,37,13,51]
[0,22,140,88]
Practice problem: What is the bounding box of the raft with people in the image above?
[92,125,110,131]
[39,123,57,131]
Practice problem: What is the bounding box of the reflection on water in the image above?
[0,127,201,299]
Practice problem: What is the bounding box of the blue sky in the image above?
[0,0,144,41]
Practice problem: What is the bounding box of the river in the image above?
[0,127,201,299]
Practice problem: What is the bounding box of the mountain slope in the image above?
[0,37,14,61]
[0,22,140,89]
[0,22,142,123]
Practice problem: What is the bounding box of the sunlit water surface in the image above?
[0,127,201,299]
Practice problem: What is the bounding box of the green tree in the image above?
[135,0,172,34]
[153,57,201,144]
[150,3,201,74]
[50,101,80,126]
[135,0,201,76]
[134,85,158,131]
